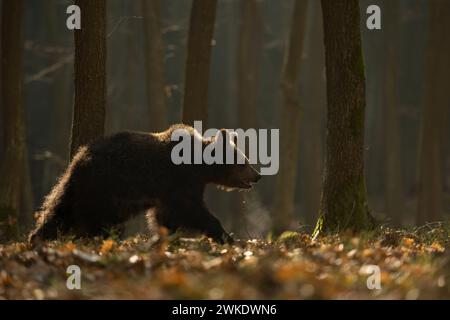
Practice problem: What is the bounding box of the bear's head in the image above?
[205,129,261,191]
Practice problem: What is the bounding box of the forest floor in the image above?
[0,225,449,299]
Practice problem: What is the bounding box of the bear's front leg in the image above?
[151,202,233,244]
[198,210,234,244]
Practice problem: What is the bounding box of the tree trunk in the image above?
[383,0,404,227]
[237,0,262,130]
[182,0,217,126]
[272,0,309,235]
[301,0,325,228]
[47,0,72,162]
[314,0,374,236]
[416,0,450,225]
[70,0,106,159]
[0,0,25,241]
[124,2,139,130]
[142,0,167,132]
[232,0,263,236]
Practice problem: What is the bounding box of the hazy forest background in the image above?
[0,0,449,240]
[2,0,450,236]
[1,0,450,300]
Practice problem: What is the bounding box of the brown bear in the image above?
[28,124,261,244]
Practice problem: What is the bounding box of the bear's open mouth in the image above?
[216,180,256,192]
[216,185,238,192]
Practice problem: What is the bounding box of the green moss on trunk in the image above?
[313,177,374,237]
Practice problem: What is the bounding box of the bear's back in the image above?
[80,131,172,184]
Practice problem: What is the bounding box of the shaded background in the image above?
[1,0,449,238]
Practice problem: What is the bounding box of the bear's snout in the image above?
[240,166,261,189]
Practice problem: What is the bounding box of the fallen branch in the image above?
[25,54,73,84]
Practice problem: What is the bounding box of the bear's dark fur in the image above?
[28,124,261,244]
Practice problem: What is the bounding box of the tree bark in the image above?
[70,0,106,159]
[301,0,325,228]
[272,0,309,235]
[314,0,374,236]
[142,0,167,131]
[237,0,262,130]
[182,0,217,126]
[123,2,139,130]
[231,0,264,235]
[383,0,404,227]
[416,0,450,225]
[47,0,72,162]
[0,0,25,240]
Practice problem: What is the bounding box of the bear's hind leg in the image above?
[28,212,64,244]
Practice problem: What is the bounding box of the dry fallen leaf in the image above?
[0,226,448,299]
[100,239,116,255]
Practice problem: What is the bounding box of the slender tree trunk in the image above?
[182,0,217,126]
[231,0,264,235]
[48,1,72,162]
[53,67,72,161]
[124,2,139,130]
[237,0,262,130]
[314,0,374,236]
[301,0,325,228]
[105,0,124,134]
[0,0,25,240]
[417,0,450,225]
[272,0,309,235]
[142,0,167,131]
[383,0,404,227]
[70,0,106,159]
[224,0,238,128]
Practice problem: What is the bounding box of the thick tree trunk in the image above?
[0,0,25,240]
[142,0,167,131]
[272,0,309,235]
[182,0,217,126]
[314,0,374,236]
[70,0,106,159]
[383,0,404,227]
[417,0,450,225]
